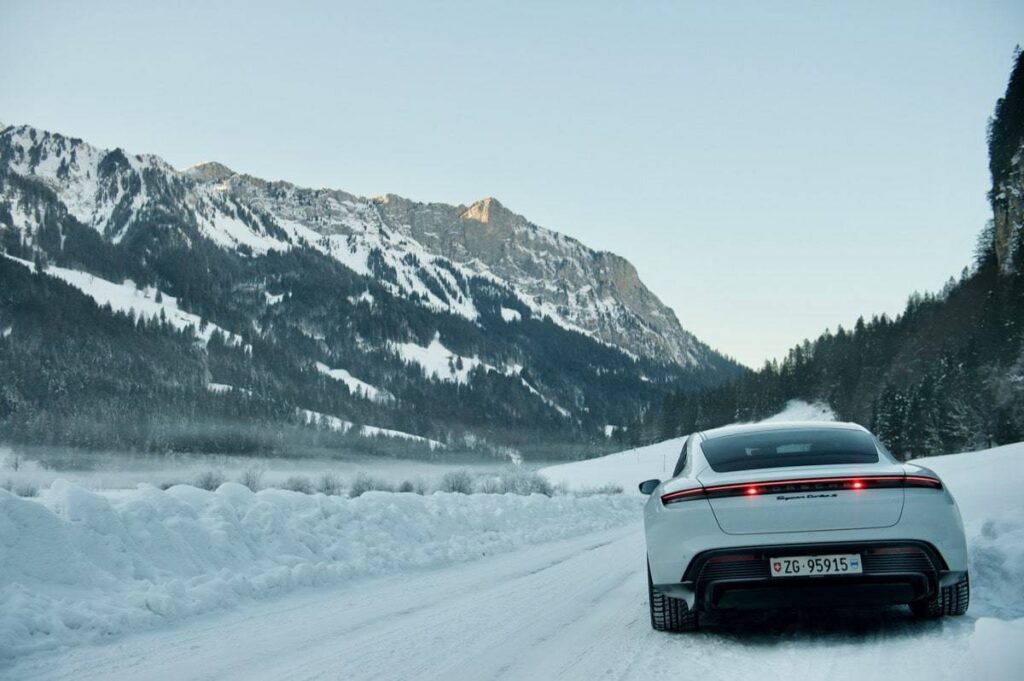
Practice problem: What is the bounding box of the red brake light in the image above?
[660,474,941,506]
[660,487,706,504]
[905,475,943,489]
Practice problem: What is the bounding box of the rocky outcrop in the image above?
[373,195,707,366]
[993,140,1024,275]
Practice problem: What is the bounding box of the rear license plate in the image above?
[770,553,862,577]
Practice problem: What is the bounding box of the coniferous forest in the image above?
[629,50,1024,459]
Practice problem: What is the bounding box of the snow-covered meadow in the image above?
[0,446,527,496]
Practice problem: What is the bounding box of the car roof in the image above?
[698,420,869,441]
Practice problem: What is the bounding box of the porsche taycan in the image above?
[639,422,969,631]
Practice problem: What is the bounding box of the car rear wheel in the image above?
[648,562,699,632]
[910,573,969,618]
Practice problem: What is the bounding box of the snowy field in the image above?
[0,446,528,495]
[1,403,1022,680]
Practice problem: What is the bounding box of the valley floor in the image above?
[2,437,1022,680]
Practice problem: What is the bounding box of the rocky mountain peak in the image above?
[461,197,510,225]
[184,161,236,183]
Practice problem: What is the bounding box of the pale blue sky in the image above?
[1,1,1021,366]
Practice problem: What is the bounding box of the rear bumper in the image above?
[654,540,962,612]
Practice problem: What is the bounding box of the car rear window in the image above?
[700,429,880,472]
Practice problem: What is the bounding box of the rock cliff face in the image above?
[1,123,717,368]
[993,139,1024,275]
[375,195,705,365]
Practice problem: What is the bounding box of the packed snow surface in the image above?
[0,485,637,659]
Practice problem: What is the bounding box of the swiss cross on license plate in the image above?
[770,553,863,577]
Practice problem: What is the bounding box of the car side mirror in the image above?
[638,479,660,495]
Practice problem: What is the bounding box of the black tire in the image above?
[648,562,699,632]
[910,573,970,618]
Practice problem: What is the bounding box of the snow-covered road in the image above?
[7,515,1023,680]
[6,525,644,681]
[9,521,1023,681]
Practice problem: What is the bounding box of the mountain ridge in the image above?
[1,120,713,366]
[0,120,742,458]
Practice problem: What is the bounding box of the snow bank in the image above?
[912,442,1024,620]
[541,436,688,495]
[0,482,639,658]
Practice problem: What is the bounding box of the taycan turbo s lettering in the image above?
[639,422,969,631]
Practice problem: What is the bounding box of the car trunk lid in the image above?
[697,464,906,535]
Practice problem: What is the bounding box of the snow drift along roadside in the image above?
[0,483,640,659]
[912,443,1024,621]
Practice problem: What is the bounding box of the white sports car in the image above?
[639,421,969,631]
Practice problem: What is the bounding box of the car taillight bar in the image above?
[904,475,943,489]
[661,474,941,505]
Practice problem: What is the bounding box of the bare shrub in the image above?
[13,482,38,497]
[238,465,265,491]
[2,479,37,497]
[439,469,475,494]
[3,449,21,472]
[574,483,624,496]
[282,475,314,494]
[194,469,226,491]
[396,478,429,494]
[349,473,393,498]
[316,472,343,496]
[476,469,553,496]
[475,476,504,494]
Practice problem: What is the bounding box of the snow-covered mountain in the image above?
[0,123,711,366]
[0,122,741,457]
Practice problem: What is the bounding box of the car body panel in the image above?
[697,463,907,534]
[642,422,968,611]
